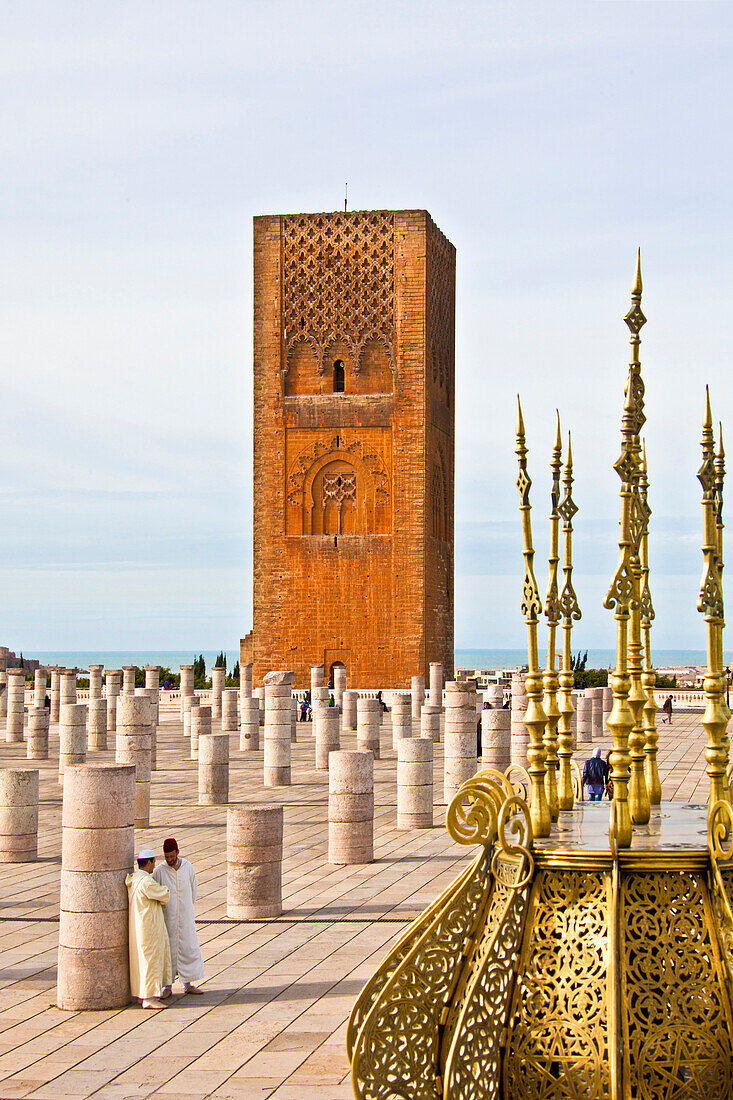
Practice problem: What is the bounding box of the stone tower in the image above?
[249,209,455,688]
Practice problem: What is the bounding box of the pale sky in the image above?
[2,1,733,651]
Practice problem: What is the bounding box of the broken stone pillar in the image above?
[5,668,26,743]
[254,687,266,724]
[183,692,200,740]
[122,666,136,696]
[222,688,238,732]
[390,693,412,748]
[60,669,77,707]
[87,697,108,751]
[135,688,158,770]
[342,689,358,733]
[190,704,211,762]
[263,671,293,787]
[587,687,604,739]
[115,695,152,827]
[88,665,103,700]
[57,762,135,1009]
[240,697,260,751]
[411,676,425,722]
[510,673,528,767]
[27,707,50,759]
[428,662,443,708]
[311,665,324,694]
[105,670,121,735]
[577,696,592,745]
[486,684,504,709]
[59,703,87,782]
[420,703,442,742]
[290,697,298,744]
[443,681,478,804]
[602,685,613,731]
[34,668,47,708]
[398,738,433,828]
[211,666,226,720]
[315,707,340,770]
[356,697,381,758]
[333,666,346,712]
[0,668,7,723]
[311,685,330,721]
[144,665,160,694]
[227,803,283,919]
[49,667,61,722]
[481,707,511,770]
[179,664,194,715]
[199,732,229,805]
[328,750,373,864]
[0,767,38,862]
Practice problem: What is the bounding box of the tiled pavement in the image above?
[0,707,712,1099]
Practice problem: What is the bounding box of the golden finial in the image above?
[557,429,581,811]
[543,411,563,822]
[698,390,729,817]
[515,397,550,838]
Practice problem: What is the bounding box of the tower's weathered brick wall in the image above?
[250,209,455,688]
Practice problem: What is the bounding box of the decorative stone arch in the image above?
[284,335,324,394]
[303,451,374,535]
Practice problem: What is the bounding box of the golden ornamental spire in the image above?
[604,252,649,847]
[516,396,551,838]
[557,430,581,811]
[542,412,562,822]
[639,441,661,805]
[699,389,729,814]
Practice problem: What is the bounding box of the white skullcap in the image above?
[137,849,156,860]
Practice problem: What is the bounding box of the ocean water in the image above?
[30,648,723,673]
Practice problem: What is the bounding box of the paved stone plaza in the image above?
[0,707,711,1099]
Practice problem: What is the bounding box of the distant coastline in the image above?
[26,648,725,673]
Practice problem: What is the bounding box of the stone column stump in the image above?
[263,672,293,786]
[27,707,50,759]
[342,689,358,733]
[420,704,442,742]
[87,697,108,751]
[310,665,324,693]
[0,767,39,862]
[240,697,260,751]
[179,664,194,716]
[577,696,592,745]
[397,738,433,828]
[390,693,412,748]
[135,688,158,770]
[227,804,283,919]
[356,697,381,758]
[199,733,229,805]
[88,665,103,700]
[115,695,152,827]
[328,750,373,864]
[49,668,61,723]
[57,762,135,1010]
[481,707,511,770]
[510,673,529,767]
[443,681,478,804]
[183,693,200,740]
[315,708,340,770]
[428,662,444,709]
[105,670,121,734]
[122,666,136,696]
[59,704,87,783]
[222,688,238,733]
[411,676,425,722]
[5,669,26,744]
[211,666,225,719]
[333,666,346,712]
[34,669,47,708]
[190,705,211,762]
[60,669,77,707]
[0,669,7,724]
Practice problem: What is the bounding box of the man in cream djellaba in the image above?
[153,838,205,995]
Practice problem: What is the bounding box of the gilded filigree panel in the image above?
[503,869,610,1099]
[621,870,733,1099]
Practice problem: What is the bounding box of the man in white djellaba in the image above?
[153,837,205,995]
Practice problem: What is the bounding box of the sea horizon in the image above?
[23,647,725,673]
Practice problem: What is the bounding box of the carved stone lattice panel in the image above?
[350,847,493,1100]
[282,212,395,372]
[621,870,733,1099]
[426,217,455,396]
[504,869,610,1099]
[441,854,531,1100]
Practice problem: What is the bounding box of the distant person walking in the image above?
[582,748,608,802]
[661,696,673,724]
